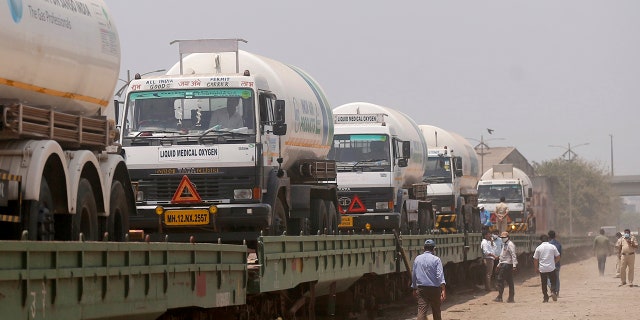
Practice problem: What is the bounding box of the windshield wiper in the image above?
[127,129,186,144]
[198,126,251,143]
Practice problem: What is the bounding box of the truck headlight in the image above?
[234,189,252,200]
[375,202,390,210]
[440,206,452,213]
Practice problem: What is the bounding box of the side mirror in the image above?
[454,156,463,177]
[273,100,287,135]
[397,158,408,167]
[402,141,411,158]
[527,187,533,197]
[113,99,120,125]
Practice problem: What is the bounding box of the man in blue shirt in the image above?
[548,230,562,297]
[480,206,492,232]
[412,239,447,320]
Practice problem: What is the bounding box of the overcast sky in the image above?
[106,0,640,176]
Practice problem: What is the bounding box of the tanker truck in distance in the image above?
[0,0,135,241]
[419,125,480,233]
[477,164,532,233]
[119,39,337,243]
[329,102,428,234]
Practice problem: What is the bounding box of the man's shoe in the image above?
[551,292,557,301]
[506,298,515,303]
[619,282,627,287]
[494,297,503,302]
[543,298,549,303]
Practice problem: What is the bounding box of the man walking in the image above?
[548,230,562,296]
[495,197,509,232]
[494,231,517,303]
[614,232,622,278]
[533,234,561,302]
[593,228,610,277]
[480,230,497,291]
[615,228,638,287]
[412,239,446,320]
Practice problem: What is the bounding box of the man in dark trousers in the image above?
[411,239,446,320]
[548,230,562,296]
[495,231,518,303]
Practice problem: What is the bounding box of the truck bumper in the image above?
[338,212,400,232]
[130,203,271,242]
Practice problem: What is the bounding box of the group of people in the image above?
[412,230,563,319]
[593,228,638,286]
[479,197,510,233]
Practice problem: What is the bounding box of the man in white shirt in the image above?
[495,231,517,303]
[533,234,561,302]
[211,97,243,129]
[480,231,497,291]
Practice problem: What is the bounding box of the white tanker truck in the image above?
[329,102,428,234]
[477,164,533,233]
[0,0,135,241]
[119,39,337,242]
[419,125,480,233]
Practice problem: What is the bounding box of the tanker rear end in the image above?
[0,0,135,242]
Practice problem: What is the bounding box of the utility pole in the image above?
[610,134,614,176]
[549,142,589,236]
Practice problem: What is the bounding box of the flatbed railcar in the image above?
[0,232,592,320]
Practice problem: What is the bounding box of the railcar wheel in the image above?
[73,178,99,241]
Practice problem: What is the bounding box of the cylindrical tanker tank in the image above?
[0,0,120,116]
[333,102,427,186]
[419,125,479,184]
[166,51,333,171]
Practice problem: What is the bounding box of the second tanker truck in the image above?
[119,39,337,243]
[0,0,135,241]
[419,125,480,233]
[329,102,428,234]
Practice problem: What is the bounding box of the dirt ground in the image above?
[385,254,639,320]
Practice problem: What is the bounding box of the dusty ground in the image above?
[385,254,639,320]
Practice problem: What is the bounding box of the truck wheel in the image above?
[73,178,99,241]
[399,207,409,235]
[310,199,327,234]
[324,200,338,235]
[37,177,55,241]
[269,198,287,236]
[108,180,131,242]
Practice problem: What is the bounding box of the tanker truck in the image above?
[119,39,337,243]
[329,102,428,234]
[419,125,480,233]
[0,0,135,241]
[477,164,533,233]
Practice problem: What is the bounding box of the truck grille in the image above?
[139,175,253,201]
[338,188,393,213]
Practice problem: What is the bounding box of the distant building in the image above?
[474,146,534,177]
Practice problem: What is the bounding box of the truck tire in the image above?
[269,197,287,236]
[37,177,55,241]
[324,200,338,235]
[108,180,130,242]
[310,199,327,234]
[73,178,99,241]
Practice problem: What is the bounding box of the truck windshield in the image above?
[477,184,523,204]
[329,134,391,171]
[122,88,256,139]
[423,156,453,183]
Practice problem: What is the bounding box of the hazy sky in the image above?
[106,1,640,175]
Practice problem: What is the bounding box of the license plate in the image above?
[164,209,209,226]
[338,216,353,228]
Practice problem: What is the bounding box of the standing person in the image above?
[614,232,622,278]
[548,230,562,296]
[491,229,503,283]
[494,231,517,303]
[533,234,561,302]
[479,206,492,232]
[615,228,639,287]
[480,230,498,291]
[495,197,509,232]
[411,239,446,320]
[593,228,611,277]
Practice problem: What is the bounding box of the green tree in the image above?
[533,158,621,236]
